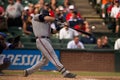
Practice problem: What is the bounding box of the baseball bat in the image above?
[71,28,92,36]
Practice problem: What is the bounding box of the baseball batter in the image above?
[23,10,76,78]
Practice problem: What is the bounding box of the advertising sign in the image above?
[0,49,60,70]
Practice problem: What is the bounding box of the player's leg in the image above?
[24,55,49,77]
[37,38,76,78]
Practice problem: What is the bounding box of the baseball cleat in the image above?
[64,73,77,78]
[23,70,29,77]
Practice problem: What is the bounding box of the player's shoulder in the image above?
[32,14,39,21]
[32,14,38,18]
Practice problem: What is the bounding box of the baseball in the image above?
[91,25,96,30]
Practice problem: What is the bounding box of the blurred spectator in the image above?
[55,8,60,17]
[64,0,69,8]
[34,0,44,9]
[55,6,66,26]
[110,0,120,18]
[0,32,22,75]
[54,6,66,29]
[22,6,29,20]
[50,0,56,10]
[106,1,114,16]
[114,38,120,49]
[114,0,120,34]
[104,0,113,23]
[38,0,44,7]
[58,6,66,21]
[7,35,24,49]
[101,0,109,18]
[6,0,23,27]
[107,0,120,33]
[48,6,55,17]
[94,38,103,49]
[0,32,24,49]
[95,0,101,14]
[0,5,4,16]
[67,36,85,49]
[22,4,33,35]
[115,10,120,34]
[101,35,111,49]
[0,32,10,75]
[66,5,82,21]
[89,0,97,8]
[80,27,96,44]
[101,0,114,18]
[0,32,7,52]
[59,22,79,40]
[27,3,34,17]
[69,10,86,31]
[0,32,23,75]
[0,5,8,31]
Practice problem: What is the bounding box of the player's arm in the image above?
[34,14,55,22]
[44,16,55,22]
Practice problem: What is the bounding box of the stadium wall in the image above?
[60,49,116,72]
[1,49,120,72]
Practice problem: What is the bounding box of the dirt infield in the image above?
[1,74,120,80]
[0,70,120,80]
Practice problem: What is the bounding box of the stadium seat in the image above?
[7,27,23,36]
[109,38,117,48]
[60,39,72,44]
[20,37,32,43]
[23,42,36,48]
[61,44,67,49]
[52,43,62,49]
[50,38,60,43]
[93,32,117,38]
[84,44,96,49]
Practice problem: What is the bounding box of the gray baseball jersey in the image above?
[32,14,50,37]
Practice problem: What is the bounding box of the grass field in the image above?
[0,70,120,80]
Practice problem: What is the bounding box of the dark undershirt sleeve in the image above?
[38,15,46,22]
